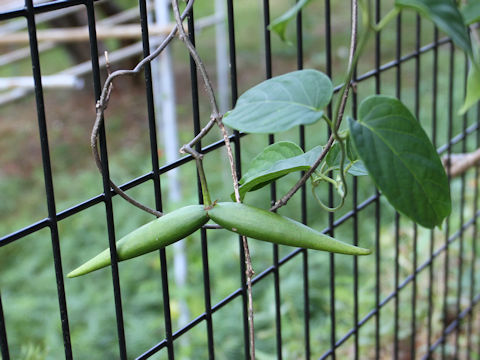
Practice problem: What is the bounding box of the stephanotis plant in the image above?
[68,0,478,357]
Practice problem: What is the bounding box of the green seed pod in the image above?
[68,205,209,278]
[208,202,371,255]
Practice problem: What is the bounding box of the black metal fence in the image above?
[1,0,479,359]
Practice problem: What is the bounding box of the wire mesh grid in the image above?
[0,0,479,359]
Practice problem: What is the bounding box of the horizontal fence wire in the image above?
[0,0,99,21]
[0,1,479,359]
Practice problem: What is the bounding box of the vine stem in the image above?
[271,0,364,212]
[470,23,480,64]
[91,0,195,218]
[171,1,256,358]
[372,6,399,32]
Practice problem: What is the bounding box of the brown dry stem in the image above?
[91,0,195,218]
[171,1,256,358]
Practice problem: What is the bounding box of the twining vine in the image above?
[69,0,480,359]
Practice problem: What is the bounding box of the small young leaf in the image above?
[395,0,472,56]
[235,143,323,201]
[348,161,369,176]
[240,141,304,185]
[324,141,367,176]
[348,95,451,229]
[346,134,359,162]
[325,141,341,168]
[459,64,480,115]
[223,70,333,134]
[461,1,480,25]
[268,0,312,42]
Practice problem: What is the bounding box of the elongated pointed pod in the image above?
[68,205,209,278]
[208,202,371,255]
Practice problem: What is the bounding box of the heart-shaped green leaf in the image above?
[395,0,472,56]
[348,95,451,229]
[268,0,312,42]
[461,1,480,25]
[223,70,333,134]
[235,142,323,201]
[459,64,480,115]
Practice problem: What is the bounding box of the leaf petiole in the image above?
[312,169,338,187]
[322,114,334,128]
[343,161,354,175]
[372,6,400,32]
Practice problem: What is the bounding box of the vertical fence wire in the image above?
[393,11,402,360]
[351,69,360,360]
[224,1,251,358]
[24,0,72,357]
[476,110,480,358]
[441,42,455,360]
[138,2,163,221]
[295,2,311,359]
[0,293,9,360]
[85,1,127,358]
[468,104,480,360]
[426,25,439,357]
[374,2,381,359]
[351,4,360,360]
[323,2,337,359]
[261,1,283,358]
[411,14,421,360]
[141,2,176,358]
[137,2,174,359]
[155,201,174,359]
[350,5,363,360]
[454,53,469,359]
[187,7,216,359]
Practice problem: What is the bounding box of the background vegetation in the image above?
[0,0,479,359]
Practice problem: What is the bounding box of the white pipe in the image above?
[0,75,83,90]
[215,0,229,113]
[152,0,180,206]
[150,0,188,328]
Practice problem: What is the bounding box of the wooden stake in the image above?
[0,24,180,44]
[442,148,480,178]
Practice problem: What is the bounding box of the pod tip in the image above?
[66,250,112,278]
[66,270,79,278]
[67,266,88,278]
[359,247,373,255]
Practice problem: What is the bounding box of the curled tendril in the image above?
[311,180,346,212]
[310,166,347,213]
